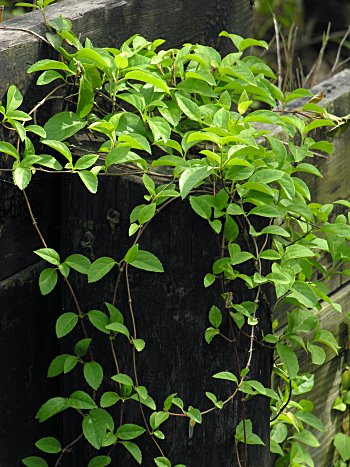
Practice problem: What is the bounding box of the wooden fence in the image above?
[0,1,260,466]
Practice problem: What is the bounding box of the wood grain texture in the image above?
[0,263,59,466]
[0,0,252,99]
[59,171,272,466]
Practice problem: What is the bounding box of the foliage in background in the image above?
[0,0,349,466]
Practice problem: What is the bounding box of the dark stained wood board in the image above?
[0,263,59,466]
[59,170,273,466]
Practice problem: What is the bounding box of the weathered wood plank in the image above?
[0,0,252,99]
[0,263,59,465]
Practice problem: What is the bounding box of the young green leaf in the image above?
[87,310,109,334]
[36,397,68,423]
[88,456,112,467]
[78,170,98,194]
[179,165,212,199]
[84,362,104,390]
[35,248,60,266]
[65,254,91,274]
[111,373,134,386]
[116,424,146,440]
[69,391,97,410]
[39,268,58,295]
[100,392,121,408]
[13,167,32,190]
[82,409,109,450]
[35,437,62,454]
[128,250,164,273]
[22,457,48,467]
[212,371,238,383]
[276,342,299,379]
[121,441,142,465]
[125,70,170,94]
[88,257,116,283]
[333,433,350,461]
[55,312,79,338]
[43,112,86,141]
[154,457,171,467]
[209,305,222,328]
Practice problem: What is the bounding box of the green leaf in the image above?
[133,338,146,352]
[304,118,335,134]
[292,429,320,448]
[111,373,134,386]
[100,392,121,408]
[106,321,130,338]
[77,76,94,118]
[74,154,99,171]
[63,355,78,373]
[44,111,86,141]
[56,312,79,338]
[13,167,32,190]
[88,257,116,283]
[39,268,58,295]
[129,249,164,273]
[179,165,212,199]
[205,327,220,344]
[0,141,19,159]
[36,397,68,423]
[35,248,60,265]
[69,391,97,410]
[83,409,109,450]
[22,457,48,467]
[276,342,299,379]
[121,441,142,465]
[124,245,139,264]
[154,457,171,467]
[88,456,112,467]
[84,362,104,390]
[148,116,171,143]
[212,371,238,384]
[78,170,98,194]
[235,419,265,445]
[334,433,350,461]
[119,134,151,154]
[189,196,211,220]
[65,254,91,274]
[42,140,72,163]
[260,225,290,238]
[35,437,61,454]
[306,343,326,365]
[37,70,64,86]
[125,70,170,94]
[285,88,313,103]
[283,244,315,261]
[6,85,23,112]
[47,354,70,377]
[87,310,109,334]
[249,205,280,218]
[175,93,201,121]
[116,424,146,440]
[27,59,71,73]
[138,203,156,225]
[209,305,222,328]
[204,273,216,288]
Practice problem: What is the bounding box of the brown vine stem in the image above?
[54,432,83,467]
[23,189,48,248]
[23,189,93,363]
[28,84,66,116]
[0,25,50,44]
[125,264,166,458]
